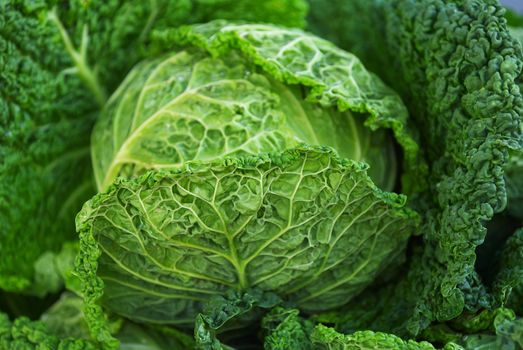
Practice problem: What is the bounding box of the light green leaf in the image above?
[0,0,309,296]
[77,147,418,347]
[151,21,426,195]
[92,49,398,193]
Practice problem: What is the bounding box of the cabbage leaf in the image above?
[308,0,523,336]
[0,0,308,296]
[77,147,418,346]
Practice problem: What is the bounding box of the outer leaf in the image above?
[0,0,308,295]
[151,21,427,196]
[0,294,193,350]
[0,311,97,350]
[92,49,396,192]
[58,0,308,95]
[262,309,463,350]
[506,17,523,222]
[0,1,97,293]
[311,324,453,350]
[194,289,280,349]
[307,0,523,335]
[421,308,523,350]
[262,307,314,350]
[77,147,418,347]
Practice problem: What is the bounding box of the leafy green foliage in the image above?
[0,311,97,350]
[56,0,308,96]
[0,293,195,350]
[78,22,424,347]
[151,21,425,195]
[311,325,455,350]
[0,0,97,293]
[308,0,523,336]
[262,307,314,350]
[77,147,417,346]
[91,48,396,192]
[0,0,309,296]
[3,1,523,349]
[421,308,523,350]
[194,290,281,349]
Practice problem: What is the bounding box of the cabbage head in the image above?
[92,50,398,192]
[77,21,423,344]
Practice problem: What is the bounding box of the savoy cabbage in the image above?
[1,0,523,349]
[77,21,423,347]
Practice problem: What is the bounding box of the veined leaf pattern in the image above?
[78,147,417,325]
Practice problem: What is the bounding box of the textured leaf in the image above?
[77,147,418,347]
[57,0,308,95]
[262,307,314,350]
[194,289,280,349]
[0,293,194,350]
[92,48,397,192]
[0,0,309,295]
[307,0,523,335]
[151,21,426,194]
[421,308,523,350]
[0,0,97,293]
[0,311,97,350]
[311,324,450,350]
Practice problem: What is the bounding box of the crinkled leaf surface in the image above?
[421,308,523,350]
[58,0,309,95]
[194,289,280,349]
[0,311,97,350]
[0,1,97,293]
[262,307,314,350]
[263,308,462,350]
[0,293,193,350]
[307,0,523,335]
[77,147,417,347]
[151,21,426,195]
[311,324,456,350]
[92,49,396,192]
[0,0,308,295]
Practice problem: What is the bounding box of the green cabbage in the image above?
[76,21,422,347]
[2,1,523,349]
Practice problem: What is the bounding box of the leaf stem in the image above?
[48,8,107,107]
